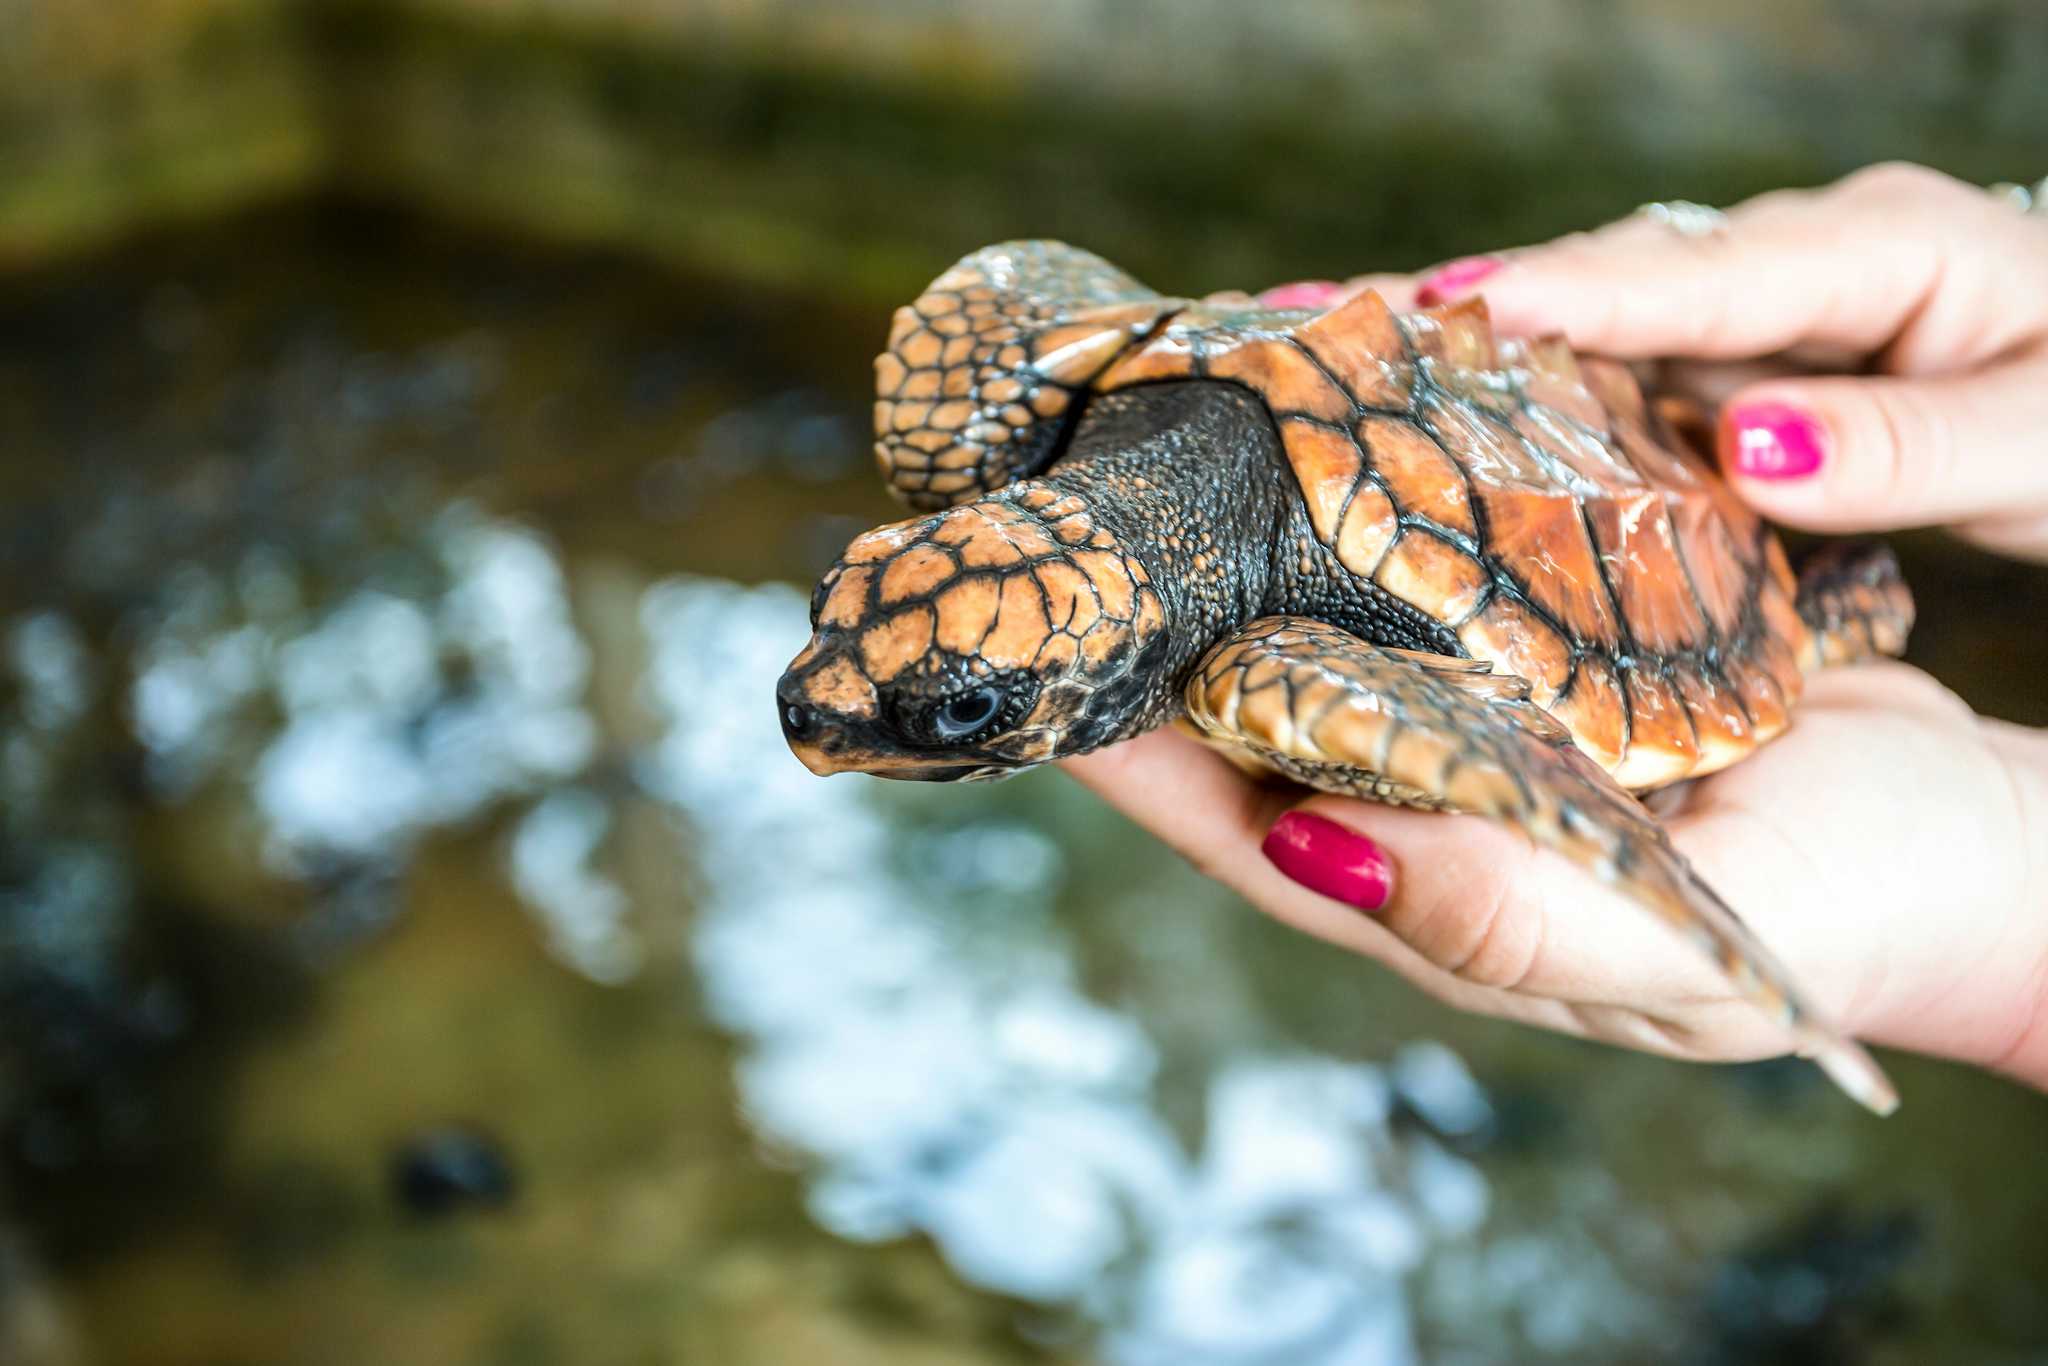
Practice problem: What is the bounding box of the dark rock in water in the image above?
[1389,1042,1495,1151]
[1694,1201,1922,1366]
[1386,1048,1572,1158]
[1722,1055,1827,1106]
[390,1127,516,1217]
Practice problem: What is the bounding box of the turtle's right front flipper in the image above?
[1794,541,1915,671]
[1183,615,1898,1115]
[875,242,1183,510]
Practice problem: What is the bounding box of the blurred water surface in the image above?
[3,207,2048,1366]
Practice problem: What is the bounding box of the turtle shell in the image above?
[879,243,1814,790]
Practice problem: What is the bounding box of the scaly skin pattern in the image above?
[780,240,1914,1112]
[873,241,1180,509]
[1792,541,1917,672]
[780,484,1173,778]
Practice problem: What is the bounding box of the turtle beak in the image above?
[783,732,841,776]
[776,665,871,775]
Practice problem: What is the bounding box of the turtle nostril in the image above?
[778,682,821,740]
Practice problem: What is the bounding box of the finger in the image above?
[1062,731,1788,1053]
[1952,507,2048,564]
[1062,732,1603,1039]
[1716,358,2048,553]
[1339,273,1422,311]
[1256,273,1420,312]
[1656,354,1845,408]
[1255,281,1345,309]
[1278,793,1776,1032]
[1416,163,2048,370]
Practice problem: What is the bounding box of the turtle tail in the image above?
[1793,542,1915,672]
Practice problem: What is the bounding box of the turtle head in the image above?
[777,488,1172,780]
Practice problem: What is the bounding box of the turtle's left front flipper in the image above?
[1183,616,1897,1114]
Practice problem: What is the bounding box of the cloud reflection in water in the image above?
[114,508,619,972]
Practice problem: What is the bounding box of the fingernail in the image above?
[1257,280,1344,310]
[1262,811,1394,912]
[1724,400,1827,480]
[1415,255,1503,305]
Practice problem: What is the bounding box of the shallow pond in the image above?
[2,206,2046,1366]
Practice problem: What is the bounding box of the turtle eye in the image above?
[888,672,1037,749]
[933,686,1003,741]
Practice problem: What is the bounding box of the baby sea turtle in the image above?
[777,241,1914,1112]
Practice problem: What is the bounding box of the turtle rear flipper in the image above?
[1795,542,1915,671]
[874,241,1182,510]
[1184,615,1898,1115]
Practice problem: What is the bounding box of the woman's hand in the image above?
[1068,164,2048,1091]
[1066,668,2048,1088]
[1424,162,2048,561]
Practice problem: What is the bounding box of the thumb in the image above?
[1716,360,2048,557]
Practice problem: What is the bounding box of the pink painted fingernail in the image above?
[1262,812,1394,912]
[1415,255,1503,305]
[1257,280,1344,309]
[1724,400,1827,480]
